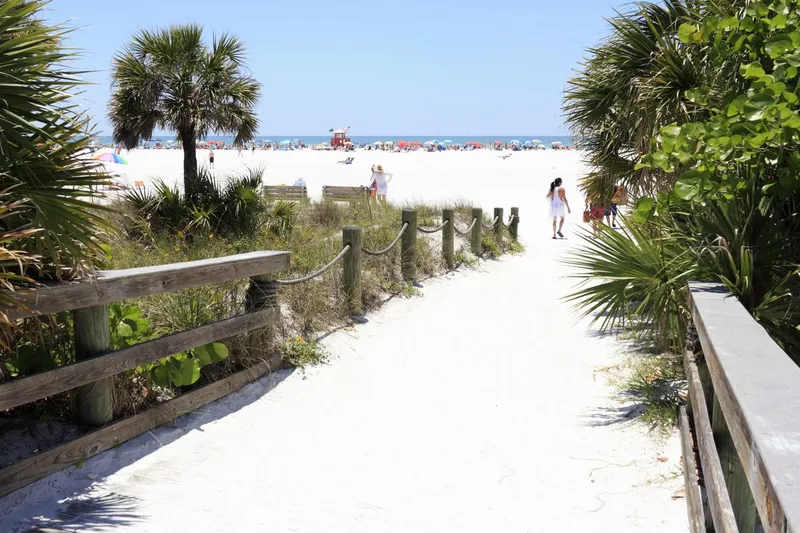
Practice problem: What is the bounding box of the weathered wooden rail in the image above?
[0,251,289,497]
[681,282,800,533]
[0,205,520,498]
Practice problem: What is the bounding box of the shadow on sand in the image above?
[2,368,294,532]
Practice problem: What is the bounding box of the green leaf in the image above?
[661,125,681,138]
[770,13,787,29]
[179,358,201,386]
[783,91,799,104]
[742,63,766,79]
[151,365,169,387]
[677,23,697,44]
[765,34,793,58]
[635,197,655,214]
[116,322,133,338]
[122,306,141,321]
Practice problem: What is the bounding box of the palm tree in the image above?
[0,0,110,283]
[109,25,261,199]
[563,0,711,203]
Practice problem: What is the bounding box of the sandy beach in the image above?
[104,148,589,226]
[0,148,687,531]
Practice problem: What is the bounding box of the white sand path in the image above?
[1,151,687,531]
[0,244,687,532]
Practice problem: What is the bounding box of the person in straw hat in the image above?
[369,164,393,208]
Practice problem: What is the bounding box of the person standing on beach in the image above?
[237,145,243,158]
[370,164,393,208]
[547,177,571,239]
[208,149,215,169]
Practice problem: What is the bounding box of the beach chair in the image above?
[337,156,354,165]
[264,185,308,202]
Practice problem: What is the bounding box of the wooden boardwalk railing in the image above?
[682,282,800,533]
[0,251,290,497]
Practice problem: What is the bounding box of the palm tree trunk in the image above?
[181,132,198,200]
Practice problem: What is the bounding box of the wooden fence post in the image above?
[510,207,519,241]
[493,207,503,244]
[470,207,482,256]
[442,208,455,270]
[73,305,113,426]
[245,273,279,359]
[401,209,417,282]
[342,226,363,317]
[712,397,758,532]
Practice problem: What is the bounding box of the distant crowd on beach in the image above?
[95,139,577,153]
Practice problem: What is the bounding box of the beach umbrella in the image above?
[443,140,453,143]
[424,140,435,146]
[532,139,542,144]
[397,140,407,147]
[384,141,394,146]
[279,140,292,145]
[510,139,521,145]
[373,141,383,145]
[92,151,128,164]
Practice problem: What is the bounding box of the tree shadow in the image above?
[23,492,144,532]
[581,391,646,427]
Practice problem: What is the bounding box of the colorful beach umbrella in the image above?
[443,140,453,143]
[279,140,292,145]
[92,152,128,164]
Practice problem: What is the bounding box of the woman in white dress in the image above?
[546,177,571,239]
[370,164,393,208]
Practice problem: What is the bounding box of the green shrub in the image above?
[280,337,328,368]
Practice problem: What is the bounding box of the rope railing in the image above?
[502,214,517,228]
[454,217,478,236]
[416,219,448,234]
[482,216,500,230]
[361,223,408,256]
[275,244,351,285]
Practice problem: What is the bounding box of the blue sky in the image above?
[44,0,622,136]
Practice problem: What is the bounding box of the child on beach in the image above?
[208,149,215,169]
[370,164,393,208]
[546,178,571,239]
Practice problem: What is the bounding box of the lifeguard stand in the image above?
[330,129,351,148]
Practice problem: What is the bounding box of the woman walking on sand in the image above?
[370,164,393,208]
[547,177,571,239]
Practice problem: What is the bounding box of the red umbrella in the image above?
[397,140,407,147]
[466,141,483,147]
[407,141,422,146]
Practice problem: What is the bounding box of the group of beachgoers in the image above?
[546,180,624,239]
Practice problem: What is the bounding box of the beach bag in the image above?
[591,206,605,220]
[368,179,377,197]
[612,186,629,206]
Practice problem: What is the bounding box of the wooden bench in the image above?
[322,185,369,204]
[264,185,308,201]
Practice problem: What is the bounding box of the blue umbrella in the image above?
[443,140,454,143]
[279,140,292,145]
[509,139,521,145]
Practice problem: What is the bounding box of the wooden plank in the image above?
[0,309,278,412]
[690,282,800,533]
[6,251,290,319]
[0,353,282,498]
[712,396,758,532]
[264,186,307,198]
[685,355,739,533]
[679,405,707,533]
[322,185,368,200]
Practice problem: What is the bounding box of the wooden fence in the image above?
[0,251,289,497]
[0,206,520,497]
[681,282,800,533]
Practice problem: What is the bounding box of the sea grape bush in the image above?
[640,1,800,210]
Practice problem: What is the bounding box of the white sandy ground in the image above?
[1,150,688,531]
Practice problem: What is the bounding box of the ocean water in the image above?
[98,135,573,147]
